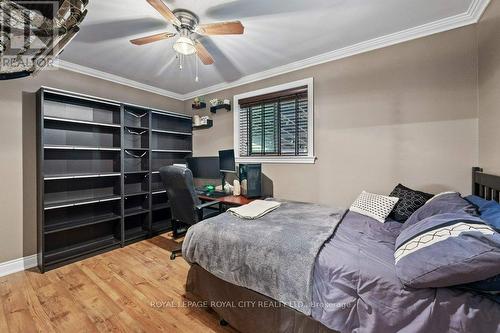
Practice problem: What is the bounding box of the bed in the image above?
[183,168,500,333]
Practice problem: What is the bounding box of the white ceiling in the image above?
[59,0,486,99]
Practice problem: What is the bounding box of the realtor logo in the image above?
[0,0,60,72]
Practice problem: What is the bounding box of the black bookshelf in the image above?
[36,87,192,272]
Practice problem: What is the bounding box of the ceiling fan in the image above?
[130,0,244,67]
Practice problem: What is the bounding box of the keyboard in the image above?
[196,189,227,198]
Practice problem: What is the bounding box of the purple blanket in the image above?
[312,211,500,332]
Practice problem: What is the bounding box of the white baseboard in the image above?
[0,255,38,277]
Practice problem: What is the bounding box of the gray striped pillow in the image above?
[395,212,500,288]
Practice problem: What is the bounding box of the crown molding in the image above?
[57,0,490,101]
[0,254,37,277]
[182,0,491,100]
[56,60,185,100]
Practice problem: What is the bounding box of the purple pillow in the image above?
[395,212,500,288]
[401,192,478,232]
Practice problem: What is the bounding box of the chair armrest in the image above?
[195,200,221,211]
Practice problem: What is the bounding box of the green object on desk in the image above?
[204,184,216,192]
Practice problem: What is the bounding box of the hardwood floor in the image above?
[0,234,237,333]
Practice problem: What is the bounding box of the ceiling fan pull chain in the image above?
[195,57,199,82]
[179,54,183,70]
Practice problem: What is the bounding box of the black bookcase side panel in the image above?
[148,111,153,235]
[119,105,125,245]
[37,90,45,271]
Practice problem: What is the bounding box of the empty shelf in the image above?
[152,190,166,195]
[152,219,171,233]
[125,227,148,241]
[44,144,121,151]
[44,235,120,265]
[151,149,192,153]
[151,110,191,120]
[125,191,149,197]
[124,208,149,217]
[44,172,121,180]
[124,170,149,175]
[152,203,170,211]
[44,116,121,128]
[44,195,121,210]
[152,129,192,136]
[45,213,121,234]
[124,148,149,151]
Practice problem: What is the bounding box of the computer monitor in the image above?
[219,149,236,173]
[186,157,220,179]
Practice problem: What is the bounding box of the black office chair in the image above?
[159,165,221,260]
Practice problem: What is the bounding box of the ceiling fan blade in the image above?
[194,40,215,65]
[130,32,175,45]
[195,21,244,35]
[146,0,181,26]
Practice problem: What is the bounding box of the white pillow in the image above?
[350,191,399,223]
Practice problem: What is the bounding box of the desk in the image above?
[198,194,255,207]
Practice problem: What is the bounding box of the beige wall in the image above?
[0,69,186,263]
[187,26,479,208]
[478,0,500,174]
[0,17,492,265]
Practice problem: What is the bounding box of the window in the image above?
[234,78,315,164]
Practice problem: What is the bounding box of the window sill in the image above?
[235,156,316,164]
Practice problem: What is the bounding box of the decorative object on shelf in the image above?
[192,96,206,109]
[192,119,213,130]
[129,1,245,82]
[200,116,210,125]
[193,115,201,126]
[0,0,89,80]
[210,98,223,107]
[224,99,231,105]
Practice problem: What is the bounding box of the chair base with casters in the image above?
[159,165,222,261]
[169,201,220,260]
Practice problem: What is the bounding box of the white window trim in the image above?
[233,77,315,164]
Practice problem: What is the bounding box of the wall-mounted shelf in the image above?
[37,87,192,272]
[192,102,206,110]
[193,119,213,130]
[210,104,231,113]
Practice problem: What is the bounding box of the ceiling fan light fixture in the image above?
[173,36,196,55]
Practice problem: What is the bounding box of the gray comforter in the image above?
[183,203,500,332]
[312,211,500,333]
[182,201,346,315]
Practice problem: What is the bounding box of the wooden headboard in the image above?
[472,167,500,203]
